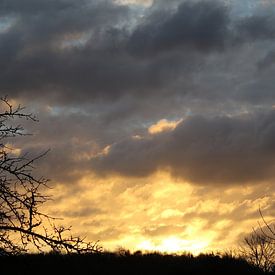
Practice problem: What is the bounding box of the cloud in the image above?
[143,224,186,237]
[93,111,275,184]
[0,0,132,102]
[55,205,104,218]
[128,0,230,55]
[148,118,182,134]
[236,10,275,41]
[0,0,275,108]
[3,0,275,189]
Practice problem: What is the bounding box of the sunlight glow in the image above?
[42,171,270,255]
[148,119,183,135]
[4,143,22,157]
[137,237,210,255]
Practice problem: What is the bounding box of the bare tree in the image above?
[240,231,275,273]
[0,97,101,255]
[239,209,275,273]
[258,209,275,243]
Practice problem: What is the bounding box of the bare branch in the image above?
[0,97,101,255]
[239,210,275,272]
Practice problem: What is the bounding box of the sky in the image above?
[1,0,275,254]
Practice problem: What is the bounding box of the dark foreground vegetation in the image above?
[0,251,272,275]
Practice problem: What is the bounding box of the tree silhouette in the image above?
[0,97,101,255]
[240,210,275,273]
[258,209,275,243]
[240,231,275,272]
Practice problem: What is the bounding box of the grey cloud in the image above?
[0,0,77,14]
[2,0,275,188]
[128,0,275,56]
[236,13,275,42]
[1,0,275,107]
[128,0,230,56]
[93,111,275,184]
[0,0,128,54]
[0,0,132,102]
[257,49,275,70]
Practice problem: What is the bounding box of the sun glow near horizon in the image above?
[42,170,266,256]
[136,237,210,255]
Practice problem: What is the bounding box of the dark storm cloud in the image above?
[258,49,275,70]
[0,0,131,102]
[93,111,275,184]
[0,0,127,32]
[128,0,230,55]
[0,0,75,14]
[236,12,275,42]
[1,0,275,106]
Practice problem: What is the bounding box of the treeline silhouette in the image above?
[0,250,271,275]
